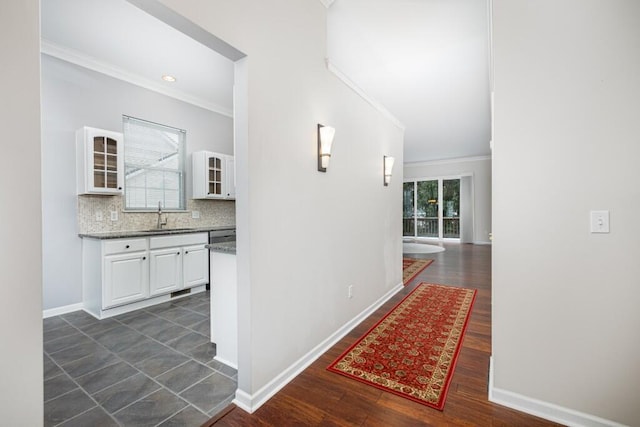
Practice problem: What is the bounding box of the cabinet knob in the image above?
[118,187,122,190]
[125,245,130,249]
[142,256,146,260]
[177,252,180,255]
[185,251,189,254]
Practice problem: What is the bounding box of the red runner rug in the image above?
[402,258,433,285]
[327,283,476,410]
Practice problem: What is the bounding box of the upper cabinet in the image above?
[192,150,235,200]
[76,126,124,195]
[225,156,235,199]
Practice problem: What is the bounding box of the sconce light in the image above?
[317,124,336,172]
[383,155,395,186]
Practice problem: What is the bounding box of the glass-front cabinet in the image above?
[76,126,124,195]
[208,155,223,197]
[192,150,235,200]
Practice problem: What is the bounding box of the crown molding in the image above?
[326,59,405,131]
[40,39,233,118]
[405,155,491,168]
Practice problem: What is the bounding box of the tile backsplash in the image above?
[78,195,235,234]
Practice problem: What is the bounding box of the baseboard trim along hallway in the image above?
[488,358,626,427]
[233,282,404,413]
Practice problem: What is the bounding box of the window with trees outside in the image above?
[123,116,186,210]
[403,178,460,239]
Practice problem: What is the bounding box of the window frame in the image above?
[122,115,187,212]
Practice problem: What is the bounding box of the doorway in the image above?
[403,177,468,241]
[40,0,248,422]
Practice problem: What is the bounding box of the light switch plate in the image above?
[191,210,200,219]
[110,211,118,222]
[590,210,609,233]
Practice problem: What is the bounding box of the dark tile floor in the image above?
[43,291,237,427]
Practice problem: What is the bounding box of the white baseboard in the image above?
[43,303,84,319]
[233,389,253,414]
[489,357,626,427]
[232,282,404,414]
[214,355,237,371]
[473,240,492,245]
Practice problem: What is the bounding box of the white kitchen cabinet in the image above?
[82,232,208,319]
[183,244,209,288]
[83,237,149,318]
[76,126,124,195]
[192,150,235,200]
[224,156,235,199]
[104,251,149,308]
[149,233,209,296]
[149,247,182,296]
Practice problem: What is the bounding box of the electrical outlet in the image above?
[96,211,103,221]
[110,211,118,221]
[191,210,200,219]
[348,285,353,299]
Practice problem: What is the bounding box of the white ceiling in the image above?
[41,0,491,163]
[40,0,235,116]
[328,0,492,162]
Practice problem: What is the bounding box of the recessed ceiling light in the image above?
[162,75,177,82]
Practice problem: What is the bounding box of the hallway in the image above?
[207,244,560,426]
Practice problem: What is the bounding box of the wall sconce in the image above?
[383,155,395,186]
[317,124,335,172]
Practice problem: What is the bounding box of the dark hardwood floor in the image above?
[205,243,561,426]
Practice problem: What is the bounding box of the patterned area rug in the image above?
[327,283,476,410]
[402,258,433,285]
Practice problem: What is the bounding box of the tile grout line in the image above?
[123,304,237,381]
[110,300,231,420]
[45,351,121,427]
[45,317,150,426]
[44,292,234,425]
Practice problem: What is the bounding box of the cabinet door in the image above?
[149,247,183,296]
[183,244,209,288]
[103,252,148,308]
[206,154,224,198]
[192,151,233,200]
[77,127,124,195]
[225,156,235,199]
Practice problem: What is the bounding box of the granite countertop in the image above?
[79,225,235,240]
[206,241,236,254]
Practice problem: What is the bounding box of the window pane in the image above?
[94,136,105,153]
[403,182,415,236]
[123,116,186,210]
[106,138,117,154]
[417,180,438,237]
[443,179,460,238]
[94,153,105,171]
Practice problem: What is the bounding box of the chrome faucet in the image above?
[157,201,167,229]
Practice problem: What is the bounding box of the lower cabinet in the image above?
[82,232,209,319]
[183,244,209,288]
[104,251,149,307]
[149,234,209,297]
[149,248,182,296]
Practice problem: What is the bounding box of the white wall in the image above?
[404,157,492,244]
[492,1,640,425]
[0,0,44,423]
[156,0,404,403]
[41,54,233,310]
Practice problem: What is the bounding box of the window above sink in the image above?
[123,115,186,211]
